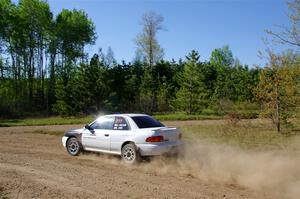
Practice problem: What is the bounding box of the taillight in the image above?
[145,136,164,142]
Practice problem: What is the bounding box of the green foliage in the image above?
[154,112,221,121]
[207,46,259,114]
[139,60,178,112]
[210,46,236,100]
[53,58,107,116]
[0,186,9,199]
[55,8,96,64]
[175,50,208,114]
[210,45,234,67]
[48,8,96,116]
[0,0,13,47]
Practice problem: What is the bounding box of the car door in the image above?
[82,116,115,151]
[110,116,132,153]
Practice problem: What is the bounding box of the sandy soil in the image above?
[0,124,283,199]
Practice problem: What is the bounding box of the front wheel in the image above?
[66,137,81,156]
[121,143,140,164]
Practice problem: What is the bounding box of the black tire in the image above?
[121,143,140,164]
[66,137,81,156]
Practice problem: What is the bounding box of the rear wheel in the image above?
[66,137,81,156]
[121,143,140,164]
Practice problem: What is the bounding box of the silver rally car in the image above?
[62,114,183,164]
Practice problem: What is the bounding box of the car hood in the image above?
[64,128,85,137]
[69,128,85,133]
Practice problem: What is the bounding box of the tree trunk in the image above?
[275,77,281,133]
[275,99,281,133]
[189,91,192,114]
[28,46,34,111]
[151,90,157,113]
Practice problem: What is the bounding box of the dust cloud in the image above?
[80,139,300,199]
[141,141,300,199]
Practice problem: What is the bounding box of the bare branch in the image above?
[266,0,300,49]
[266,30,300,47]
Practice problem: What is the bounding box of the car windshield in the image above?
[131,116,164,129]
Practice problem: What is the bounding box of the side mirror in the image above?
[85,124,95,134]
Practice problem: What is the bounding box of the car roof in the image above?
[100,113,149,118]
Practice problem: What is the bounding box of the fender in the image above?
[64,131,83,143]
[121,139,136,151]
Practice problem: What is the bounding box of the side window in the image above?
[91,117,115,130]
[113,117,129,130]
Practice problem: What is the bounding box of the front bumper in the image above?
[62,136,68,148]
[137,141,183,156]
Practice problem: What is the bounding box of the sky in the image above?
[27,0,293,66]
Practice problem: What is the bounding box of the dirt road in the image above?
[0,124,281,199]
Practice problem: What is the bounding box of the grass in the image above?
[154,112,222,121]
[0,116,95,127]
[181,119,300,151]
[0,113,222,127]
[0,186,9,199]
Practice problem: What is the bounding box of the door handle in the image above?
[104,134,109,137]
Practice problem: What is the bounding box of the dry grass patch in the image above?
[181,119,300,151]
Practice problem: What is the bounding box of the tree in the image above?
[176,50,207,114]
[105,46,116,67]
[105,61,131,111]
[80,54,108,112]
[53,9,96,115]
[139,60,176,112]
[0,0,53,112]
[210,46,235,101]
[0,0,13,52]
[254,52,300,132]
[208,46,257,111]
[19,0,53,109]
[210,45,234,68]
[267,0,300,48]
[135,12,165,112]
[123,60,144,111]
[135,11,164,68]
[55,8,96,78]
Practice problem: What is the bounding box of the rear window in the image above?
[131,116,164,129]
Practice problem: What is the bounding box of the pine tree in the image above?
[176,50,207,114]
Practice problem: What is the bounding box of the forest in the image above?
[0,0,300,132]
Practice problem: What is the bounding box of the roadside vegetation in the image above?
[0,116,94,127]
[0,112,222,127]
[0,186,9,199]
[0,0,300,133]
